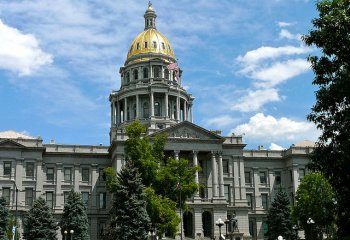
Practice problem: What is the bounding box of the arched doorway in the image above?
[202,211,212,238]
[183,211,193,238]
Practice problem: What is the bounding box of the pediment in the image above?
[0,139,26,148]
[149,121,224,141]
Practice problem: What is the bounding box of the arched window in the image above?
[154,102,161,117]
[154,66,160,78]
[133,69,138,80]
[126,72,130,83]
[143,102,149,118]
[164,69,169,80]
[144,41,148,48]
[143,68,149,79]
[133,104,137,119]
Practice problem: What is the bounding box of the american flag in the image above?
[166,62,178,71]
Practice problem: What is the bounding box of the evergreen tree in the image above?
[0,197,9,240]
[303,0,350,238]
[23,197,58,240]
[266,191,295,240]
[60,189,89,240]
[105,160,150,240]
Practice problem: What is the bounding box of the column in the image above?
[190,105,193,122]
[176,96,180,120]
[110,102,114,125]
[112,101,116,125]
[165,93,169,118]
[183,101,187,121]
[211,152,218,198]
[193,151,200,198]
[124,97,128,122]
[217,153,224,199]
[150,91,154,117]
[115,101,119,125]
[174,151,179,160]
[136,95,139,119]
[239,157,247,201]
[74,164,79,191]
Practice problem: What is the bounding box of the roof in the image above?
[294,140,315,147]
[0,130,36,139]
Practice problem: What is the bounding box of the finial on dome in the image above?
[144,1,157,30]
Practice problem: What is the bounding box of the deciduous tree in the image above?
[0,197,9,240]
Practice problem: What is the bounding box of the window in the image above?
[154,102,161,116]
[136,42,140,50]
[161,42,165,50]
[133,104,137,119]
[25,188,34,206]
[82,168,89,182]
[26,162,35,177]
[99,169,106,182]
[126,72,130,83]
[173,105,177,119]
[64,168,72,181]
[290,192,295,206]
[299,169,305,180]
[199,160,204,173]
[143,68,148,78]
[64,191,69,204]
[2,188,10,204]
[82,192,89,206]
[259,171,267,184]
[262,222,268,236]
[143,102,149,118]
[245,171,251,184]
[199,186,207,199]
[275,171,281,185]
[290,170,293,182]
[4,162,11,176]
[98,222,106,237]
[144,41,148,48]
[223,160,229,174]
[249,220,255,238]
[46,192,54,208]
[46,168,54,181]
[133,69,138,80]
[224,185,231,203]
[153,41,157,48]
[261,194,268,210]
[246,194,253,209]
[99,192,106,209]
[153,66,160,78]
[164,69,169,80]
[127,106,130,120]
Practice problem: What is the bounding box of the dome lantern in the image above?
[144,1,157,30]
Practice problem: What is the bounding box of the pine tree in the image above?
[266,191,295,240]
[23,197,58,240]
[0,197,9,240]
[105,160,150,240]
[60,189,89,240]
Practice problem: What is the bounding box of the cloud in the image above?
[0,19,52,75]
[277,21,296,27]
[231,113,319,142]
[231,88,281,112]
[269,143,284,150]
[279,29,302,40]
[205,115,237,128]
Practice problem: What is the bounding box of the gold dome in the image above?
[126,29,176,64]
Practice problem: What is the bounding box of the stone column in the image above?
[217,153,225,199]
[211,152,218,198]
[165,93,169,118]
[183,101,187,121]
[124,97,128,122]
[176,96,180,120]
[193,151,200,199]
[136,95,139,119]
[110,102,114,125]
[150,91,154,117]
[174,151,179,160]
[115,101,119,124]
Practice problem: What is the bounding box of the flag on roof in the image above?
[166,62,178,70]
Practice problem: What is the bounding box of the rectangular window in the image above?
[82,168,89,182]
[224,185,231,203]
[82,192,89,206]
[99,169,106,182]
[25,188,34,206]
[299,169,305,180]
[249,220,255,238]
[199,186,207,199]
[98,222,106,237]
[246,193,253,209]
[245,171,251,184]
[161,42,165,50]
[262,221,268,236]
[2,188,10,204]
[153,41,157,48]
[26,162,35,177]
[144,41,148,48]
[260,171,267,184]
[99,192,106,209]
[223,160,229,174]
[136,42,140,50]
[46,192,54,208]
[4,162,11,176]
[46,168,54,181]
[275,171,281,185]
[64,168,72,181]
[261,194,268,210]
[64,191,69,204]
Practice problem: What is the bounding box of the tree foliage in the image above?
[105,160,150,240]
[293,172,336,240]
[60,189,89,240]
[266,191,295,240]
[303,0,350,238]
[0,197,9,240]
[23,197,58,240]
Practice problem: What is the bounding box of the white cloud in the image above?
[205,115,236,128]
[252,58,310,87]
[0,19,52,75]
[269,143,284,150]
[231,88,281,112]
[277,21,296,27]
[279,29,302,40]
[231,113,319,142]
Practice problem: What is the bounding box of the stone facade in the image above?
[0,3,313,240]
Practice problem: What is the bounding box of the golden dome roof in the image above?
[125,2,176,64]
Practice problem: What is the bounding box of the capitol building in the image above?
[0,3,313,240]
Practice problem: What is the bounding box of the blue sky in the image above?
[0,0,320,149]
